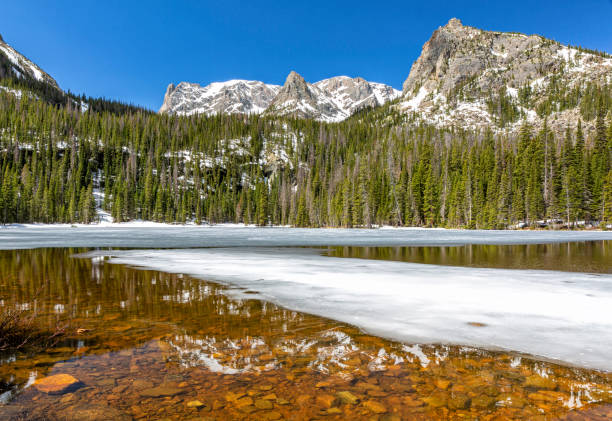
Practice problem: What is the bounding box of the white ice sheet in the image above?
[88,247,612,372]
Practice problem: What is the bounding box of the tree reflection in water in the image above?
[0,248,610,420]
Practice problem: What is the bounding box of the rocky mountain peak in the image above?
[445,17,463,29]
[267,73,400,122]
[313,76,401,115]
[402,18,481,96]
[159,83,176,114]
[280,71,313,96]
[273,71,317,103]
[286,70,305,84]
[266,71,330,120]
[399,19,612,133]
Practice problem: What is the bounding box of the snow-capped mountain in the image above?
[159,80,281,116]
[398,18,612,133]
[0,33,59,89]
[266,72,401,122]
[159,72,400,122]
[265,71,349,122]
[314,76,401,117]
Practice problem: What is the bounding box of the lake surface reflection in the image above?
[0,247,610,420]
[326,241,612,273]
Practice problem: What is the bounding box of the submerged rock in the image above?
[139,385,185,397]
[33,374,82,394]
[316,393,339,408]
[423,392,448,408]
[524,375,558,390]
[363,400,388,414]
[56,404,131,421]
[132,379,154,390]
[471,395,498,409]
[448,393,471,410]
[225,391,246,402]
[336,390,359,405]
[434,379,452,390]
[254,399,274,409]
[235,396,254,408]
[325,407,343,415]
[261,411,282,420]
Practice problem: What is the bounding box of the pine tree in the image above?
[603,169,612,228]
[257,183,268,226]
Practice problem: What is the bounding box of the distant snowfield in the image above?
[88,247,612,372]
[1,226,611,371]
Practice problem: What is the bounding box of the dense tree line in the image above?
[0,89,610,228]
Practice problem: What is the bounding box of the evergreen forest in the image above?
[0,89,611,229]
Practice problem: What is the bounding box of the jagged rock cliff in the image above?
[265,71,346,121]
[158,80,281,116]
[399,18,612,132]
[314,76,401,116]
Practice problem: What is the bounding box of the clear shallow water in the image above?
[0,248,610,420]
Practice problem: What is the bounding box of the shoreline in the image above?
[1,221,610,231]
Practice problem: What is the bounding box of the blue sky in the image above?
[2,1,611,110]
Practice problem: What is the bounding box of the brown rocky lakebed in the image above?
[0,246,610,420]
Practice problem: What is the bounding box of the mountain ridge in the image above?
[159,80,281,116]
[159,71,401,122]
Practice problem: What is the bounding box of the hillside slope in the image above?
[0,34,59,88]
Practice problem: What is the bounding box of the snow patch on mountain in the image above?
[0,36,59,88]
[313,75,401,117]
[401,85,429,110]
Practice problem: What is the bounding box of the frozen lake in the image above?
[1,226,612,371]
[1,225,612,249]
